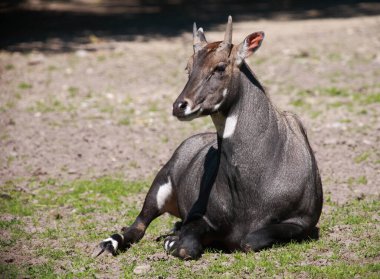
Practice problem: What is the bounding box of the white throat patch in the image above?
[213,88,228,111]
[156,177,172,210]
[223,114,237,138]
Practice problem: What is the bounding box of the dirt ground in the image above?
[0,12,380,277]
[1,15,379,201]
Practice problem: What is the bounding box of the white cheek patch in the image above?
[223,114,237,138]
[102,237,119,251]
[213,89,228,111]
[156,177,172,210]
[223,88,228,97]
[213,103,222,111]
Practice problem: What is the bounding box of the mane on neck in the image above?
[240,61,265,94]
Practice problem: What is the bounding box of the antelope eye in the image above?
[214,62,227,72]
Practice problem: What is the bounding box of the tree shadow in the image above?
[1,0,379,53]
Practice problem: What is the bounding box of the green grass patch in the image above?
[1,177,379,278]
[67,86,79,98]
[347,175,368,186]
[290,263,380,278]
[327,52,342,61]
[0,263,19,278]
[36,247,67,260]
[0,191,34,216]
[28,98,75,113]
[26,262,56,278]
[339,118,351,123]
[354,92,380,104]
[0,218,22,229]
[290,98,311,109]
[364,93,380,104]
[18,82,32,90]
[0,100,16,112]
[47,65,57,71]
[118,117,131,126]
[322,87,350,97]
[354,151,371,164]
[293,87,380,114]
[97,55,106,62]
[5,64,15,70]
[147,101,159,112]
[321,199,378,230]
[36,177,149,214]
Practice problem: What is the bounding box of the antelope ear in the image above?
[236,32,265,66]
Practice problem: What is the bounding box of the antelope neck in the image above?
[211,62,274,145]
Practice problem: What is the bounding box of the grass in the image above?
[67,86,79,98]
[0,100,16,112]
[18,82,32,90]
[322,87,350,97]
[358,92,380,105]
[290,86,380,119]
[28,98,76,113]
[347,175,368,187]
[1,177,379,278]
[290,98,311,109]
[118,117,131,126]
[97,55,106,62]
[354,151,371,164]
[5,64,15,70]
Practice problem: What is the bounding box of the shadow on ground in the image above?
[1,0,380,52]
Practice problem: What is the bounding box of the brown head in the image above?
[173,16,265,120]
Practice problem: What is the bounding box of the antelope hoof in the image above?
[98,238,118,256]
[98,234,123,256]
[164,235,200,260]
[164,235,179,255]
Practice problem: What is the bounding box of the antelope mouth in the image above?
[177,105,202,121]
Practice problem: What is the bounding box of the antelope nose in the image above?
[173,100,188,116]
[178,101,188,110]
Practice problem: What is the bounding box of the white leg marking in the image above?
[223,114,237,138]
[156,177,172,210]
[165,240,170,251]
[102,237,119,251]
[169,241,175,249]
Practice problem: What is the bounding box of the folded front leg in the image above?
[164,218,212,260]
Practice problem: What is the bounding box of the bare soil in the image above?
[1,15,379,200]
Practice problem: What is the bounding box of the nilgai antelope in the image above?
[98,16,323,260]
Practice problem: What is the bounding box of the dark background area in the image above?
[1,0,380,52]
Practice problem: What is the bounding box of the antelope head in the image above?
[173,16,265,120]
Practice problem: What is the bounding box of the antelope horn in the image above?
[193,22,207,53]
[193,22,197,42]
[223,15,233,45]
[218,15,233,52]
